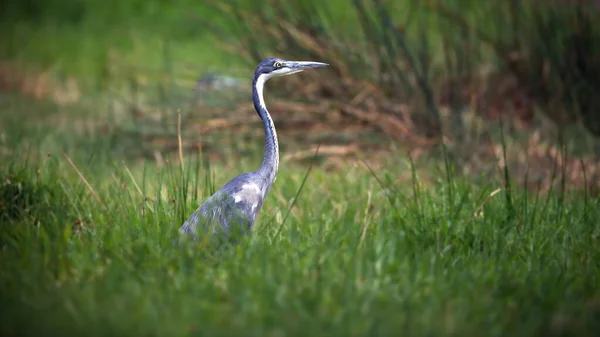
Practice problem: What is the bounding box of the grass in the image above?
[0,0,535,86]
[1,92,599,336]
[1,1,600,335]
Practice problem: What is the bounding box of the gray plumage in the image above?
[180,57,328,241]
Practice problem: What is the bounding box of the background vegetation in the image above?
[1,0,599,336]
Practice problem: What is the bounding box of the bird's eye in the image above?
[274,61,282,68]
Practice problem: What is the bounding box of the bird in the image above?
[195,73,244,93]
[179,57,328,242]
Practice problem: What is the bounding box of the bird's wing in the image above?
[179,188,259,238]
[179,190,226,235]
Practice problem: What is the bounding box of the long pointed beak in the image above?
[286,61,329,70]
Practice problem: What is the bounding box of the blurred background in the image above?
[1,0,599,194]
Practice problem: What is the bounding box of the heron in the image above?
[179,57,328,242]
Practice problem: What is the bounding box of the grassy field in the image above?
[1,91,599,336]
[1,0,600,336]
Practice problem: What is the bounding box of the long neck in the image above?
[252,73,279,184]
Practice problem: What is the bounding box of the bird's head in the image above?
[255,57,329,80]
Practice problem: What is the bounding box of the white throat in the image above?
[255,73,270,109]
[254,73,279,182]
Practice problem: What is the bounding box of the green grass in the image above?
[1,1,600,335]
[0,0,245,92]
[1,93,599,337]
[0,0,520,87]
